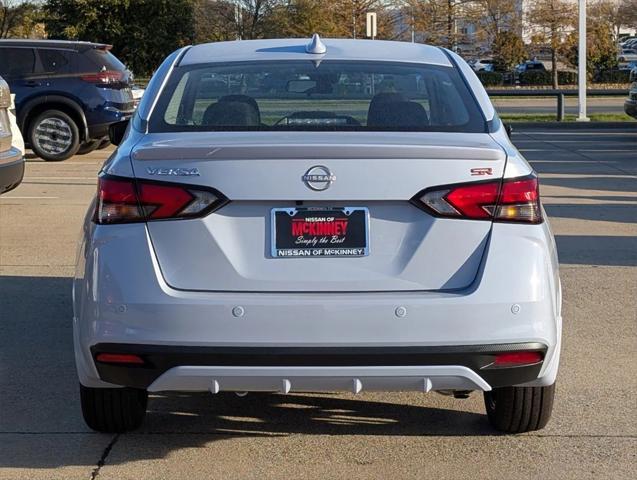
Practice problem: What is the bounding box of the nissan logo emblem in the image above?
[302,165,336,191]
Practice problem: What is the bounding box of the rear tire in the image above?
[28,109,80,161]
[80,384,148,433]
[484,383,555,433]
[77,139,100,155]
[97,137,111,150]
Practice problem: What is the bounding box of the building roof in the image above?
[180,37,452,67]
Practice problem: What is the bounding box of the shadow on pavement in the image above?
[555,235,637,267]
[540,175,637,193]
[0,275,496,471]
[545,204,637,224]
[143,391,489,437]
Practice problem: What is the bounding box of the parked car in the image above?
[9,94,24,157]
[619,61,637,71]
[131,85,145,107]
[74,36,562,434]
[0,40,135,161]
[625,67,637,119]
[515,60,547,74]
[618,48,637,64]
[620,38,637,51]
[470,58,495,72]
[0,76,24,194]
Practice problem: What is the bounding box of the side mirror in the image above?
[109,119,130,146]
[504,123,513,139]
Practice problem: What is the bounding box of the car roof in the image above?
[0,39,110,51]
[180,38,452,67]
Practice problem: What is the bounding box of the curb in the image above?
[507,121,636,130]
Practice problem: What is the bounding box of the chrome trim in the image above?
[145,46,191,126]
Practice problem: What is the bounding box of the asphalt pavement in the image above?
[0,128,635,479]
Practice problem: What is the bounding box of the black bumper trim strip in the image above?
[91,342,547,390]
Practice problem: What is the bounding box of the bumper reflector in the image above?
[493,351,543,367]
[95,353,145,365]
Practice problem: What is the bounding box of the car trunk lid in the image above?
[131,131,506,292]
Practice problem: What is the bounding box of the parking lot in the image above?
[0,128,635,479]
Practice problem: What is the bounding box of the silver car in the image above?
[0,76,24,194]
[74,36,562,434]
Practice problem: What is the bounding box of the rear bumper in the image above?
[624,99,637,119]
[86,108,134,139]
[74,220,562,391]
[0,149,24,194]
[92,343,546,392]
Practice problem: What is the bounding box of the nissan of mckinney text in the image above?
[74,36,562,434]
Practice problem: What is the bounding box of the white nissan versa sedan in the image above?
[74,36,562,433]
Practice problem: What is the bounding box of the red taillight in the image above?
[415,175,542,224]
[80,70,123,84]
[94,175,226,224]
[137,182,196,219]
[96,176,144,224]
[95,353,145,365]
[493,351,543,367]
[444,182,499,219]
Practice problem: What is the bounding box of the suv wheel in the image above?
[29,110,80,161]
[484,383,555,433]
[80,384,148,433]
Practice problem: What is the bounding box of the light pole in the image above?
[577,0,589,121]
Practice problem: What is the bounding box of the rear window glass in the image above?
[149,61,486,133]
[0,47,36,78]
[83,49,127,72]
[39,49,71,74]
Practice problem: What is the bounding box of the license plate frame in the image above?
[270,206,370,258]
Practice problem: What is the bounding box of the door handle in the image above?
[24,81,40,87]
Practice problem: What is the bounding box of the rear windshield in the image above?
[82,48,127,72]
[149,61,486,133]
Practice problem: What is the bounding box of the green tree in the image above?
[491,30,527,71]
[1,0,42,38]
[44,0,196,76]
[265,0,348,38]
[562,20,619,78]
[194,1,239,43]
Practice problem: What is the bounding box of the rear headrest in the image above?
[367,100,429,128]
[367,92,407,126]
[202,101,260,126]
[218,95,261,123]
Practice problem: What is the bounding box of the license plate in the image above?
[271,207,369,258]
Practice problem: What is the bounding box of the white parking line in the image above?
[26,176,96,181]
[0,196,59,199]
[519,131,635,135]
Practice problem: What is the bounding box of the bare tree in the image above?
[527,0,576,88]
[396,0,475,48]
[470,0,521,43]
[236,0,280,39]
[591,0,637,43]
